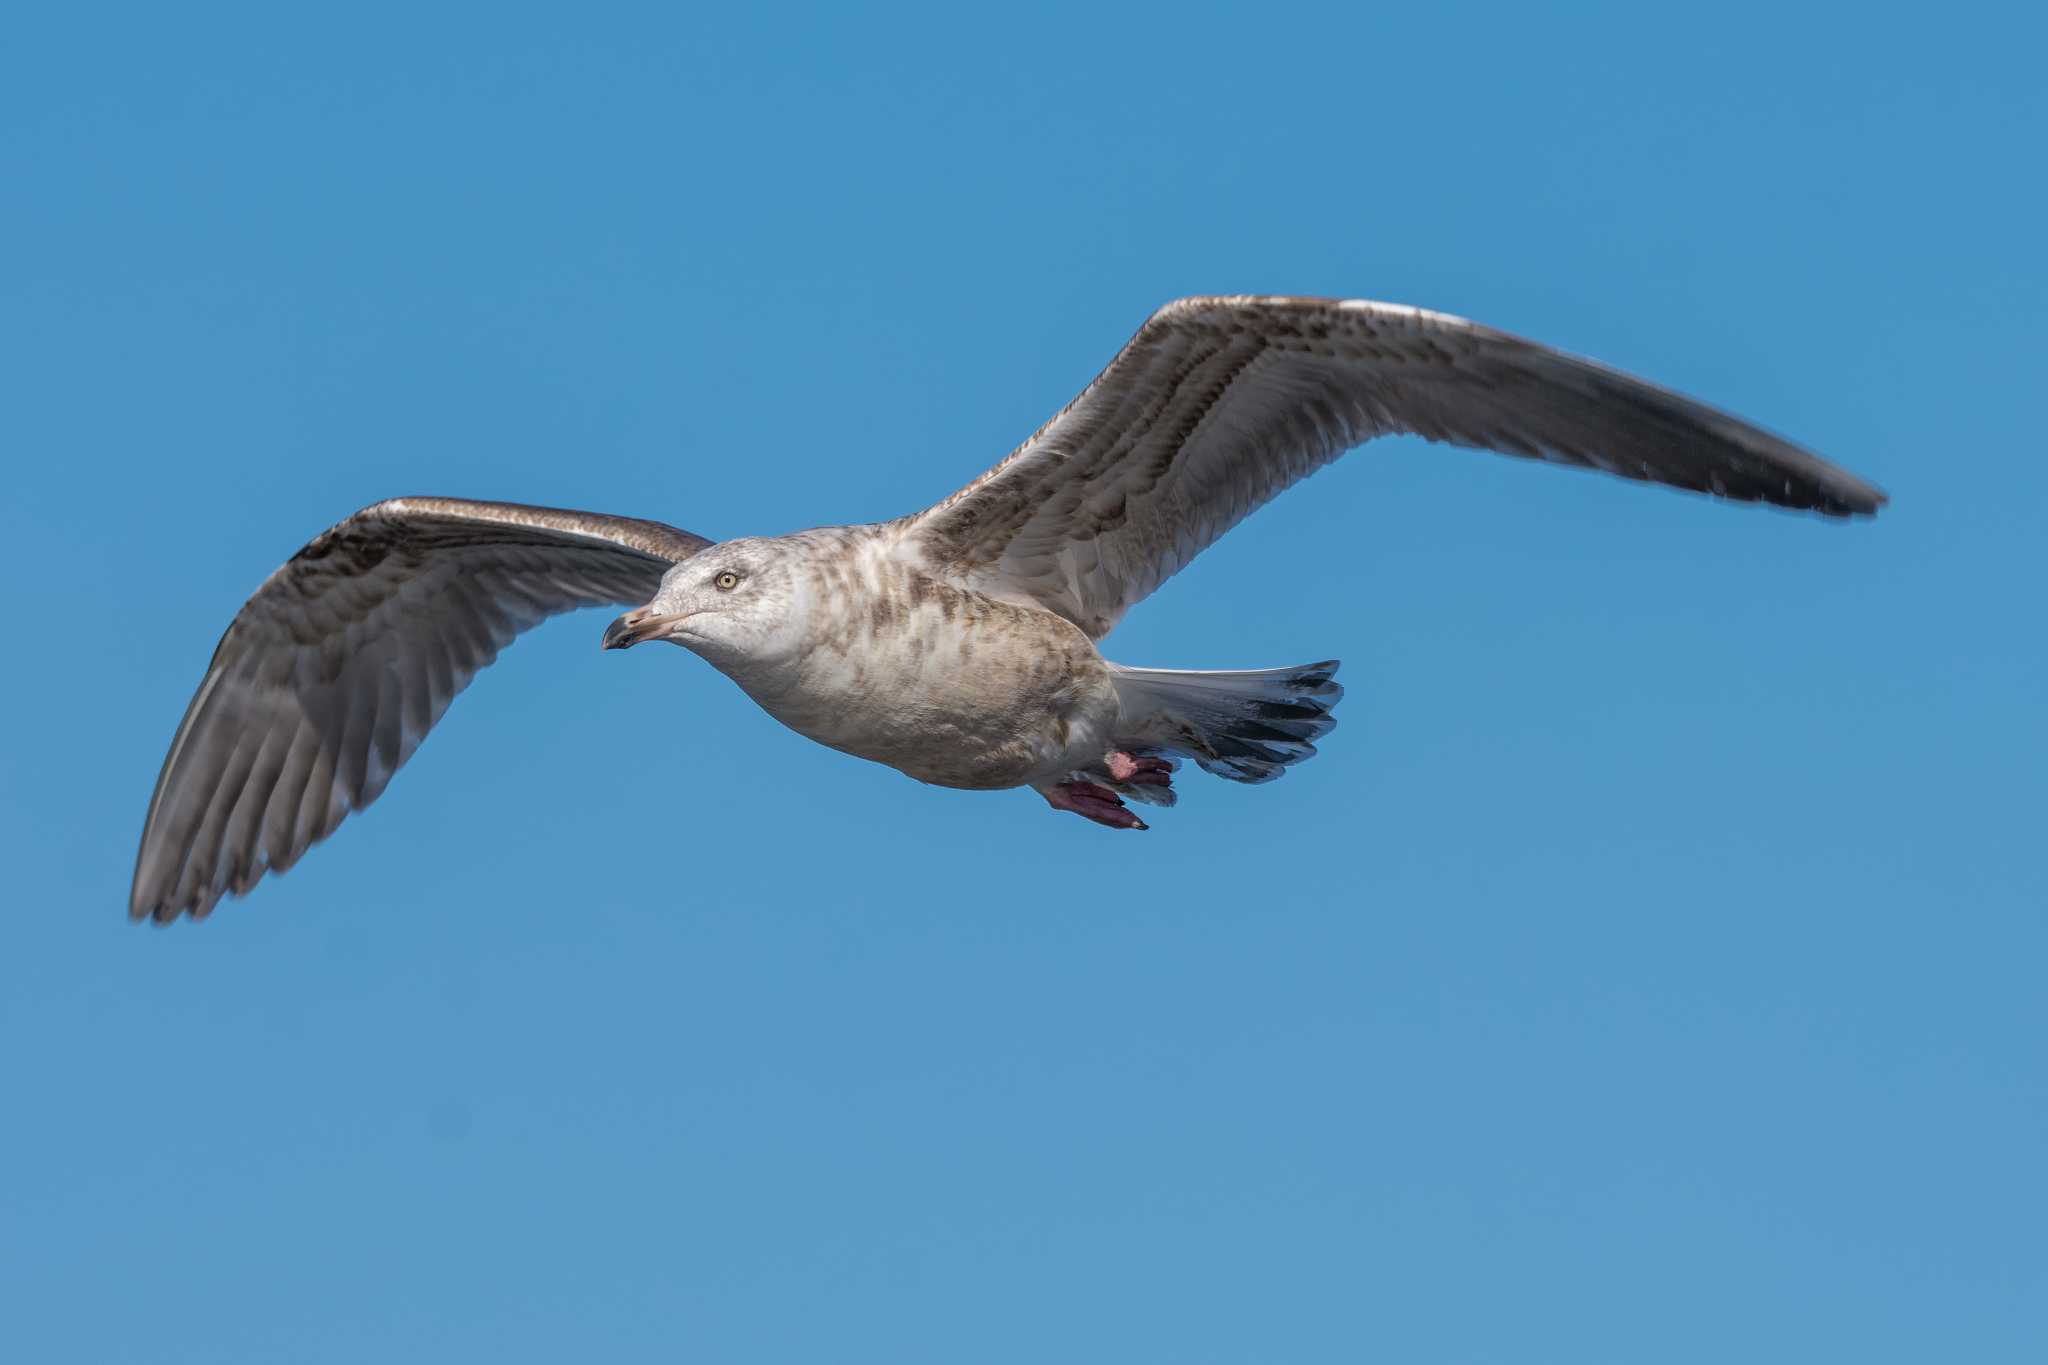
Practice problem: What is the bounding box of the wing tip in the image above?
[1814,473,1888,519]
[127,885,220,925]
[128,841,240,924]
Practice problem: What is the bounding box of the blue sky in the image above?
[4,3,2042,1360]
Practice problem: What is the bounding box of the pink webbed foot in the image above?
[1042,780,1150,831]
[1105,751,1175,788]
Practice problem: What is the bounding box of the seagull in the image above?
[131,296,1885,921]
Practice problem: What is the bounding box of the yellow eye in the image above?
[714,571,740,591]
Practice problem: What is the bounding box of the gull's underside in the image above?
[131,295,1885,922]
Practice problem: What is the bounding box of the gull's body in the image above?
[679,526,1122,791]
[131,296,1886,922]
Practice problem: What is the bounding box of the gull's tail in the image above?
[1108,659,1343,784]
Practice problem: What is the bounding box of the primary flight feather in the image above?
[132,296,1885,922]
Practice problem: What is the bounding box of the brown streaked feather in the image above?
[908,296,1886,639]
[131,497,711,923]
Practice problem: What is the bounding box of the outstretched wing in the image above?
[131,497,711,923]
[906,296,1885,639]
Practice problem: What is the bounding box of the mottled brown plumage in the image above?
[133,296,1884,922]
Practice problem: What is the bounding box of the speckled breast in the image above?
[755,563,1121,791]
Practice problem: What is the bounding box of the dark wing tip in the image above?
[127,898,197,926]
[127,863,225,925]
[1837,478,1889,517]
[1780,466,1888,519]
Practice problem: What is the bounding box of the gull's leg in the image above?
[1105,751,1175,788]
[1040,780,1150,831]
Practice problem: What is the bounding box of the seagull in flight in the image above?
[131,296,1885,922]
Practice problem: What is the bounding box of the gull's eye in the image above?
[714,571,740,591]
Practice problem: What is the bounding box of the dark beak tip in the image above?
[603,607,681,651]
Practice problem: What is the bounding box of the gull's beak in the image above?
[601,606,688,651]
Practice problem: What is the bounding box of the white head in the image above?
[601,536,811,673]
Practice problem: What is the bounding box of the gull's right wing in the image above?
[131,497,711,923]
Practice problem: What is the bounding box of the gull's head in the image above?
[601,536,807,667]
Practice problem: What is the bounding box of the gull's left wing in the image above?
[132,497,710,923]
[904,296,1886,639]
